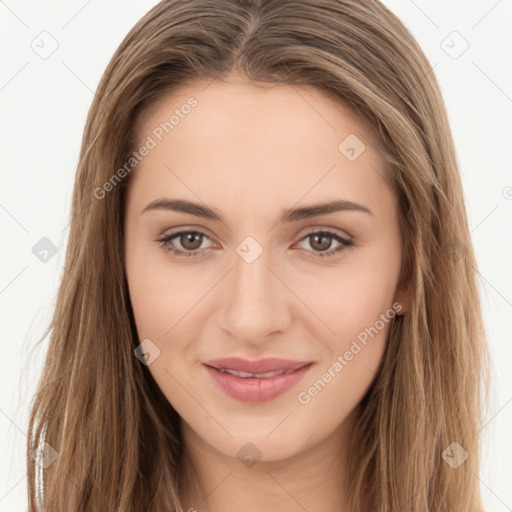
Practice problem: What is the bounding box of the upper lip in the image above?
[203,357,312,374]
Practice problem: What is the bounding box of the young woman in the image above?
[27,1,491,511]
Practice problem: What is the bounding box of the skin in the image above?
[124,73,409,512]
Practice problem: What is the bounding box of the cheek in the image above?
[125,266,206,407]
[293,249,401,343]
[125,243,207,340]
[290,245,401,402]
[126,238,401,359]
[294,269,397,416]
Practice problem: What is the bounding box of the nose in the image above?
[216,240,292,346]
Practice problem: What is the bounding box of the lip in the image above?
[203,357,312,374]
[203,358,314,403]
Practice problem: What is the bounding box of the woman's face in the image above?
[124,76,405,463]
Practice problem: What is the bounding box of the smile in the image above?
[202,357,314,403]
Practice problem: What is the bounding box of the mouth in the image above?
[202,357,314,403]
[210,367,302,378]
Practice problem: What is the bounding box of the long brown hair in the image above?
[26,1,491,510]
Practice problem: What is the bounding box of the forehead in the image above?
[128,77,393,217]
[135,77,381,152]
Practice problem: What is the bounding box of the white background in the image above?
[1,1,511,510]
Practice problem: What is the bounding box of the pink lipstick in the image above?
[203,357,313,403]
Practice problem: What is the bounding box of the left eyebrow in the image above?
[140,198,373,223]
[280,199,373,222]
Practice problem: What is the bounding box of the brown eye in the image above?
[156,228,353,260]
[179,232,203,251]
[297,230,354,259]
[155,230,212,257]
[309,233,334,251]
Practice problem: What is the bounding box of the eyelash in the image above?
[154,229,354,259]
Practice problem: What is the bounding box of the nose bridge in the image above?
[231,236,277,310]
[217,235,289,341]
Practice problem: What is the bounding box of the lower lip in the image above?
[204,363,313,403]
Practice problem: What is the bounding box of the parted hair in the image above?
[27,1,490,510]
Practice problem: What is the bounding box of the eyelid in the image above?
[158,224,352,242]
[295,224,352,241]
[156,225,219,245]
